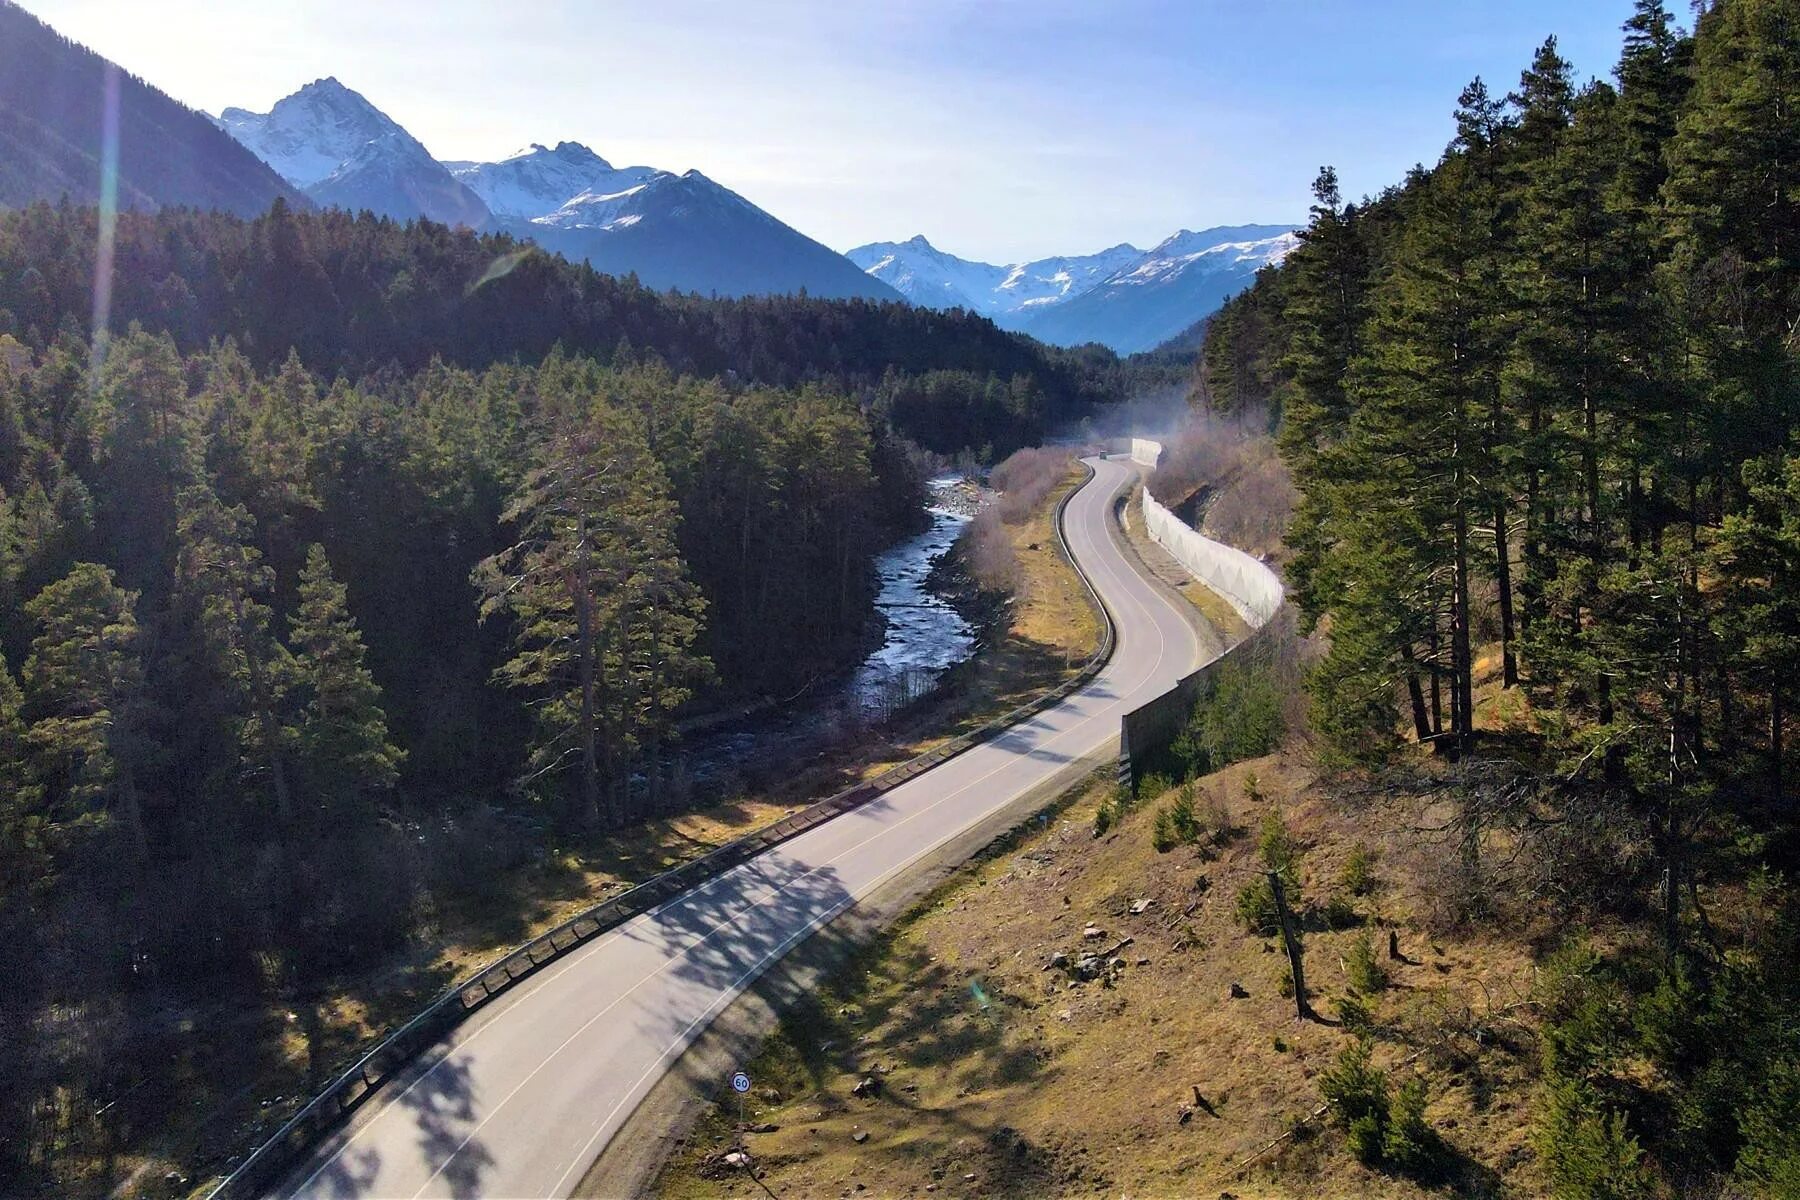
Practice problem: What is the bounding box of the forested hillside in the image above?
[1201,1,1799,1193]
[0,199,1151,456]
[0,0,302,215]
[0,174,1184,1187]
[0,320,942,1179]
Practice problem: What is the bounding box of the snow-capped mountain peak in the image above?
[215,79,489,227]
[846,237,1141,319]
[218,81,897,300]
[1149,224,1298,260]
[447,141,656,220]
[995,243,1144,310]
[514,140,612,169]
[848,224,1295,353]
[1015,226,1297,353]
[845,237,1008,313]
[215,77,406,189]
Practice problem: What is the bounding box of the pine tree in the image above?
[0,656,47,893]
[1277,167,1371,625]
[0,485,18,631]
[1608,0,1688,575]
[20,562,148,857]
[1581,538,1717,955]
[1660,0,1800,491]
[289,544,402,821]
[1337,147,1498,753]
[1508,77,1643,742]
[1736,1060,1800,1197]
[474,406,709,827]
[1712,450,1800,794]
[87,327,199,594]
[1453,77,1522,689]
[1503,40,1578,643]
[1662,0,1800,329]
[1613,0,1687,225]
[171,483,295,825]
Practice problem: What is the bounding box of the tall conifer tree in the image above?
[289,544,402,821]
[21,562,148,857]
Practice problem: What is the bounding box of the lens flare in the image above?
[469,248,533,295]
[89,62,121,383]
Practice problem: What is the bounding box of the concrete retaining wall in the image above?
[1115,436,1289,785]
[1141,489,1284,627]
[1119,616,1283,780]
[1130,437,1164,467]
[1127,436,1284,629]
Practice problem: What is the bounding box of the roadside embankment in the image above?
[655,750,1544,1199]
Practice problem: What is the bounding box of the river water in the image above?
[848,475,978,715]
[672,474,983,794]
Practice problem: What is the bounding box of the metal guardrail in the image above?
[207,458,1119,1200]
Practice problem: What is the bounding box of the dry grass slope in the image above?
[658,753,1551,1199]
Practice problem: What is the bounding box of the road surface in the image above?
[272,455,1204,1199]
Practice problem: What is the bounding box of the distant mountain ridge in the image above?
[848,225,1297,354]
[1020,226,1299,354]
[215,79,490,227]
[0,0,301,216]
[215,81,896,302]
[846,236,1144,321]
[444,141,655,221]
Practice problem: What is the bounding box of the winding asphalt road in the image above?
[272,455,1204,1199]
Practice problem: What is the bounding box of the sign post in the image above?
[730,1070,751,1147]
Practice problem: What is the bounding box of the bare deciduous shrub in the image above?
[1516,792,1656,921]
[989,446,1074,524]
[962,507,1021,592]
[1149,409,1264,502]
[1204,444,1297,555]
[1147,408,1294,557]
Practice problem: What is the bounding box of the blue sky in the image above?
[27,0,1647,262]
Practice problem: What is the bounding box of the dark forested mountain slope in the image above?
[1200,3,1800,1195]
[0,329,934,1187]
[0,199,1148,454]
[517,168,901,301]
[0,0,302,215]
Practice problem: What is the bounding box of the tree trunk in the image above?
[1522,400,1542,636]
[234,591,292,825]
[1269,872,1314,1022]
[1429,619,1444,737]
[1773,685,1785,799]
[116,762,148,861]
[616,602,637,824]
[647,604,664,814]
[1493,502,1518,688]
[1628,464,1644,572]
[1401,642,1432,744]
[1452,504,1475,753]
[575,533,602,830]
